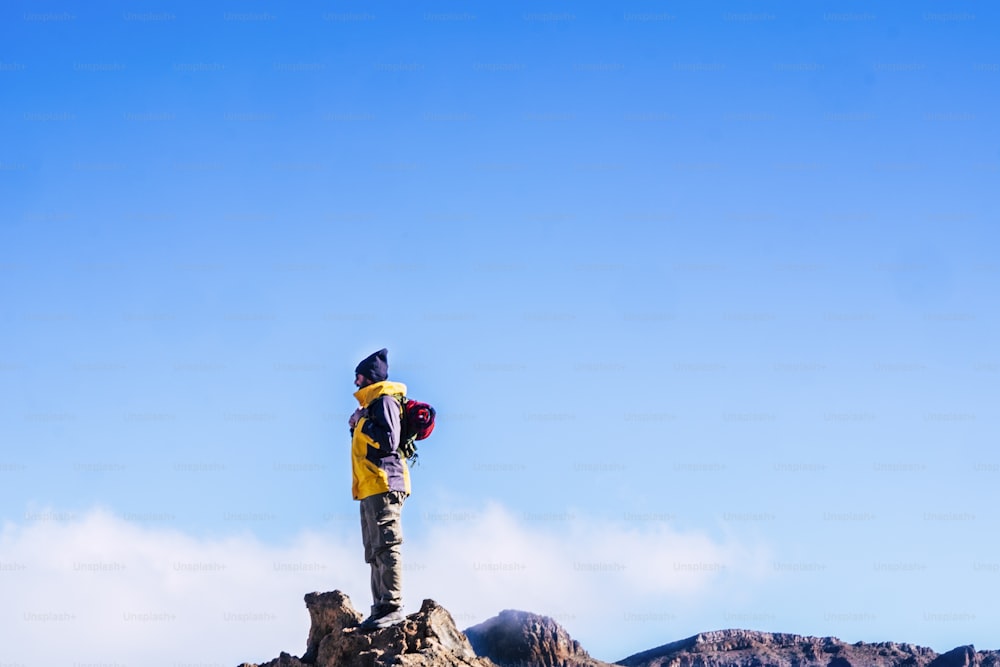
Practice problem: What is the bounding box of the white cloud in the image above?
[405,502,771,656]
[0,503,766,666]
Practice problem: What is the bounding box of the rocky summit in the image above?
[237,590,492,667]
[464,608,612,667]
[238,591,999,667]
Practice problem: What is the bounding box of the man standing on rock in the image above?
[348,348,410,630]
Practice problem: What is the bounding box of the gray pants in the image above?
[359,490,406,615]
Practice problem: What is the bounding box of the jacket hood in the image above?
[353,380,408,406]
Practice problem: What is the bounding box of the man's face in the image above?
[355,373,372,388]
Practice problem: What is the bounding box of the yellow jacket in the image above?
[351,380,411,500]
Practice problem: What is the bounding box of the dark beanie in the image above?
[355,348,389,383]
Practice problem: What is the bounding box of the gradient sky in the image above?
[1,1,998,665]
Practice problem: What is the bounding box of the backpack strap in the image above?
[369,394,418,464]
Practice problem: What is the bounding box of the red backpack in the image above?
[397,396,436,464]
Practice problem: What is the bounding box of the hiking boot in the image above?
[357,607,405,632]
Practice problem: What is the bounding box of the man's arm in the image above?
[363,395,401,456]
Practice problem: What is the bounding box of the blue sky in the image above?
[1,1,998,665]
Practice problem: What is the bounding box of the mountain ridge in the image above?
[237,591,998,667]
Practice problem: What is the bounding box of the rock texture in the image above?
[616,629,1000,667]
[465,609,613,667]
[928,646,1000,667]
[237,590,494,667]
[238,593,999,667]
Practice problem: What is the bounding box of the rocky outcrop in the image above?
[465,609,613,667]
[300,591,363,663]
[615,629,1000,667]
[928,646,1000,667]
[237,590,494,667]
